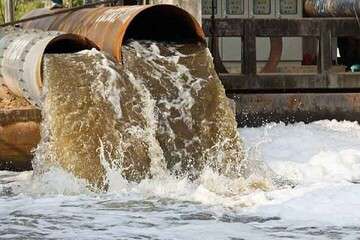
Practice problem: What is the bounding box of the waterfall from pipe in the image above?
[35,41,246,190]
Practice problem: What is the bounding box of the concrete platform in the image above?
[229,92,360,127]
[0,86,41,171]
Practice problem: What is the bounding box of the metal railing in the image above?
[203,17,360,93]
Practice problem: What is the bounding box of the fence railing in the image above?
[202,17,360,93]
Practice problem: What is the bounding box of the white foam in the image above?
[241,120,360,184]
[248,182,360,226]
[128,41,206,129]
[87,51,123,120]
[3,120,360,236]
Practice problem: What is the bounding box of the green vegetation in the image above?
[0,0,44,23]
[0,0,84,23]
[64,0,84,8]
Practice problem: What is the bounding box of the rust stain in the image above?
[287,96,302,110]
[0,121,40,169]
[22,5,205,62]
[261,37,283,73]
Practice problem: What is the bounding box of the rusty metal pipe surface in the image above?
[21,5,205,61]
[0,0,115,28]
[261,37,283,73]
[304,0,360,17]
[0,121,40,171]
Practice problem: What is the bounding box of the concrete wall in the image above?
[149,0,202,25]
[228,93,360,127]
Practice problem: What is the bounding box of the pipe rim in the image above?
[112,4,205,61]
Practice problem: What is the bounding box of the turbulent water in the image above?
[38,41,244,189]
[2,42,360,239]
[1,120,360,239]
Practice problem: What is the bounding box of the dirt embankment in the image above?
[0,86,32,110]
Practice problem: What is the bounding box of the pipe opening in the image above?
[40,34,98,93]
[45,34,98,54]
[123,5,204,44]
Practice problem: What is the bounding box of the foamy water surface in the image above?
[1,120,360,239]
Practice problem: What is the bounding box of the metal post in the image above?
[209,0,227,73]
[318,24,332,74]
[242,20,257,75]
[4,0,14,23]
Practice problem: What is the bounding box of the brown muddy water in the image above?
[38,41,244,189]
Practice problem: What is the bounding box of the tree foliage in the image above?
[63,0,83,7]
[0,0,84,24]
[0,0,43,23]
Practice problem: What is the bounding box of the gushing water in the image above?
[36,41,245,190]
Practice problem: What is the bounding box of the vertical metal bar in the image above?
[209,0,227,73]
[318,23,332,74]
[242,20,257,75]
[4,0,14,23]
[210,0,215,54]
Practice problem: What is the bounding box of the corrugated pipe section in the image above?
[0,27,96,108]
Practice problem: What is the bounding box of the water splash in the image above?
[35,41,248,191]
[122,41,244,179]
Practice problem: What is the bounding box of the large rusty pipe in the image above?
[21,5,205,61]
[0,27,96,107]
[304,0,360,17]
